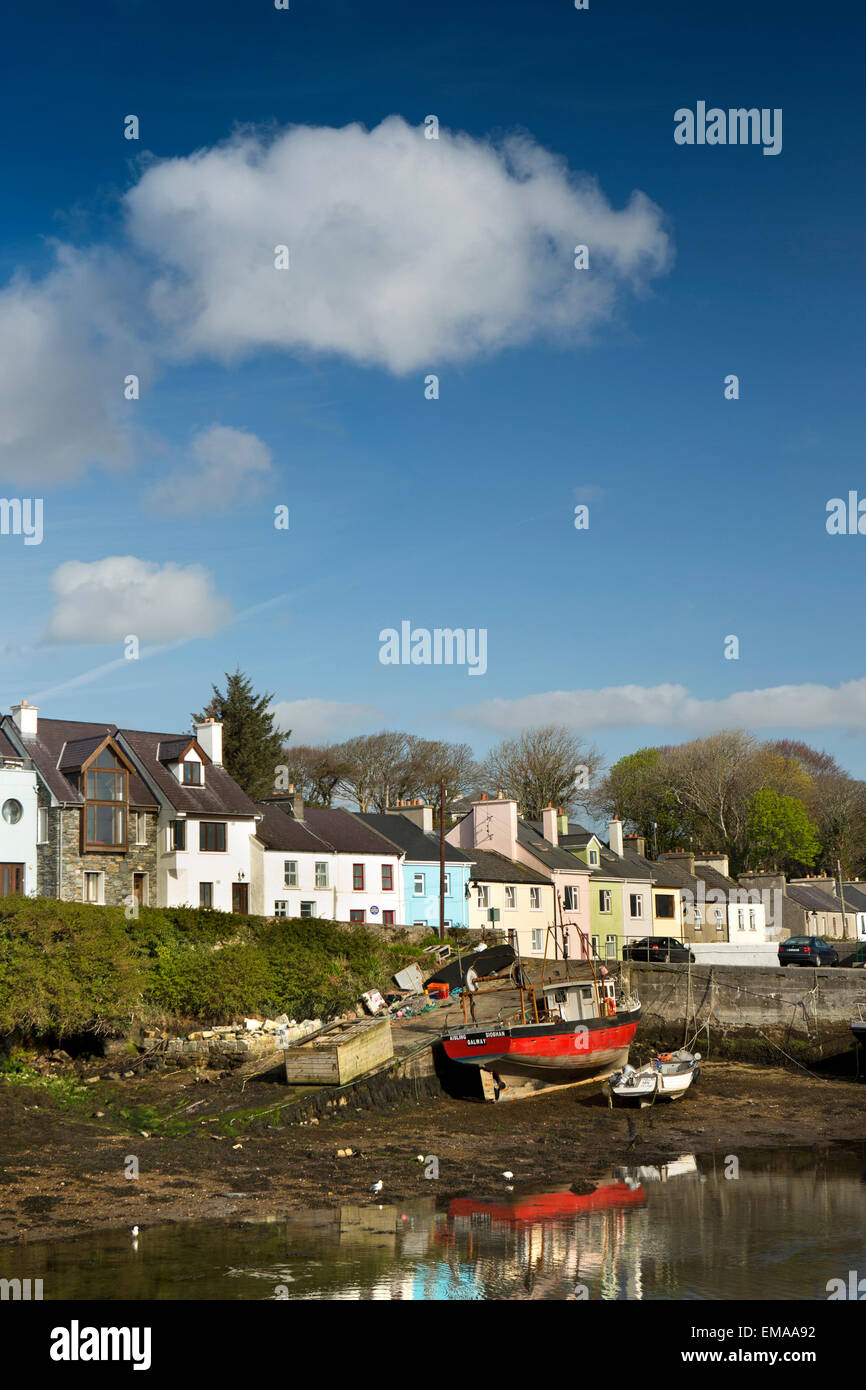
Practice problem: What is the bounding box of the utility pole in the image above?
[439,779,446,939]
[837,858,850,939]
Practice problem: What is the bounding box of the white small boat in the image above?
[608,1050,701,1106]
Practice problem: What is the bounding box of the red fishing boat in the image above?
[441,967,640,1099]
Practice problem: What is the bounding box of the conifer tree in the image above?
[193,668,285,800]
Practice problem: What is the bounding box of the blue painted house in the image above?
[356,806,472,930]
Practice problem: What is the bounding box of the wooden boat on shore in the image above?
[608,1050,700,1106]
[441,966,641,1099]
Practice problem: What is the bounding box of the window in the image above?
[599,889,611,914]
[199,822,226,852]
[591,935,600,958]
[694,907,703,931]
[531,928,544,952]
[353,863,365,891]
[564,886,580,911]
[749,910,756,932]
[300,901,315,918]
[350,909,365,922]
[530,886,541,910]
[199,883,213,909]
[605,934,617,959]
[588,849,599,866]
[477,885,489,909]
[629,893,643,918]
[715,909,724,931]
[383,910,395,925]
[273,899,287,917]
[738,908,745,931]
[83,871,102,904]
[130,811,147,845]
[37,807,48,843]
[505,885,516,910]
[444,872,452,896]
[182,761,202,785]
[2,799,22,825]
[656,894,674,919]
[315,861,329,889]
[169,820,186,851]
[381,864,394,891]
[414,872,425,895]
[82,747,128,850]
[284,860,298,888]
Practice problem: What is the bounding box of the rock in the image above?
[274,1014,289,1027]
[123,1071,135,1078]
[84,1075,99,1084]
[201,1030,215,1040]
[188,1032,204,1042]
[244,1018,262,1032]
[92,1110,105,1118]
[106,1071,121,1081]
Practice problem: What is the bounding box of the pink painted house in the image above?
[447,794,593,960]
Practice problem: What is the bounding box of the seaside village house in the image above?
[358,801,473,930]
[462,847,556,955]
[556,816,654,960]
[447,794,593,959]
[649,850,769,945]
[0,704,259,912]
[0,722,39,897]
[255,791,405,925]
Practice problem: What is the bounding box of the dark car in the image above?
[622,936,695,964]
[778,936,839,967]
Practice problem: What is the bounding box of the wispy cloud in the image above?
[452,679,866,734]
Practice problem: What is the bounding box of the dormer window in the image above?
[82,746,128,850]
[182,761,202,786]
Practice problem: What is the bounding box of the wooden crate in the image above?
[283,1017,393,1085]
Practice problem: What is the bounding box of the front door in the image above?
[0,864,24,896]
[133,873,148,907]
[232,882,249,914]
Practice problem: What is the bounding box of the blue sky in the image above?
[1,0,864,776]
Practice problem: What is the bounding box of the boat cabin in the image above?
[540,978,614,1022]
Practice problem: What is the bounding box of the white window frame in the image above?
[284,860,298,888]
[629,893,643,919]
[274,900,288,917]
[414,872,425,896]
[564,886,579,911]
[530,886,541,911]
[588,849,599,866]
[314,861,329,889]
[300,901,315,918]
[505,885,516,910]
[83,871,103,905]
[599,889,611,914]
[531,928,544,952]
[477,884,489,909]
[37,806,48,844]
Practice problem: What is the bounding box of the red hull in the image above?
[441,1010,640,1083]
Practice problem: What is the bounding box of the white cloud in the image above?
[0,250,137,486]
[271,698,386,743]
[147,424,274,514]
[126,117,672,372]
[452,679,866,734]
[44,556,232,643]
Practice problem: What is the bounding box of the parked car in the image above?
[778,936,839,967]
[622,937,695,964]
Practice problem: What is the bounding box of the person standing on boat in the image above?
[464,964,480,1022]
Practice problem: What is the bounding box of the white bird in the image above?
[416,1154,425,1163]
[501,1171,514,1181]
[131,1225,140,1237]
[371,1179,384,1194]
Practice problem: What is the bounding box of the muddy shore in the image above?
[1,1059,864,1246]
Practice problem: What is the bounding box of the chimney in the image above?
[291,790,304,821]
[608,816,624,857]
[624,833,646,858]
[542,804,558,847]
[388,801,433,834]
[660,849,695,875]
[194,718,222,766]
[11,701,38,738]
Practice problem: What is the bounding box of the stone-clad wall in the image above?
[39,805,158,906]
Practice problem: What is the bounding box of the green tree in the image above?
[592,746,690,852]
[193,668,285,800]
[745,787,821,871]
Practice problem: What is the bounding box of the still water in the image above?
[3,1147,865,1300]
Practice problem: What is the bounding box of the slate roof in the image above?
[4,717,158,808]
[0,729,24,759]
[119,728,259,817]
[299,806,402,856]
[255,802,335,854]
[517,821,592,873]
[785,882,844,914]
[355,813,471,865]
[466,848,551,886]
[840,884,866,913]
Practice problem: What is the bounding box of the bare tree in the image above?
[479,725,602,820]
